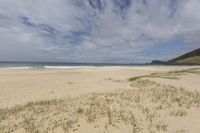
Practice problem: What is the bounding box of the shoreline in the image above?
[0,65,199,70]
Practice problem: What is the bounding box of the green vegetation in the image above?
[168,48,200,65]
[1,69,200,132]
[1,77,200,132]
[129,67,200,81]
[151,48,200,65]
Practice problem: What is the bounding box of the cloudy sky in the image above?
[0,0,199,63]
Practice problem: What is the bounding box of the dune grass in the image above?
[0,77,200,133]
[129,67,200,81]
[1,68,200,132]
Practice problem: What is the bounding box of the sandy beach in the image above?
[0,66,200,133]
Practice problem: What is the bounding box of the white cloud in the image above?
[0,0,200,63]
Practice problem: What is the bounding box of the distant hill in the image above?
[151,48,200,65]
[168,48,200,65]
[151,60,167,65]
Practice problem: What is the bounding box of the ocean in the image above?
[0,62,148,69]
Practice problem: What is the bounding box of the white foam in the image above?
[44,66,100,69]
[0,67,33,70]
[44,66,133,69]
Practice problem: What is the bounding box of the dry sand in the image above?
[0,66,200,133]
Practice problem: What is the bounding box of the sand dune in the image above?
[0,66,200,133]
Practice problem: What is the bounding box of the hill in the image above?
[168,48,200,65]
[151,48,200,65]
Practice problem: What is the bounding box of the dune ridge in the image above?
[0,67,200,133]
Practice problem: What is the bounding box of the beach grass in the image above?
[1,74,200,133]
[129,67,200,81]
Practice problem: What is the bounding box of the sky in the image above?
[0,0,200,63]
